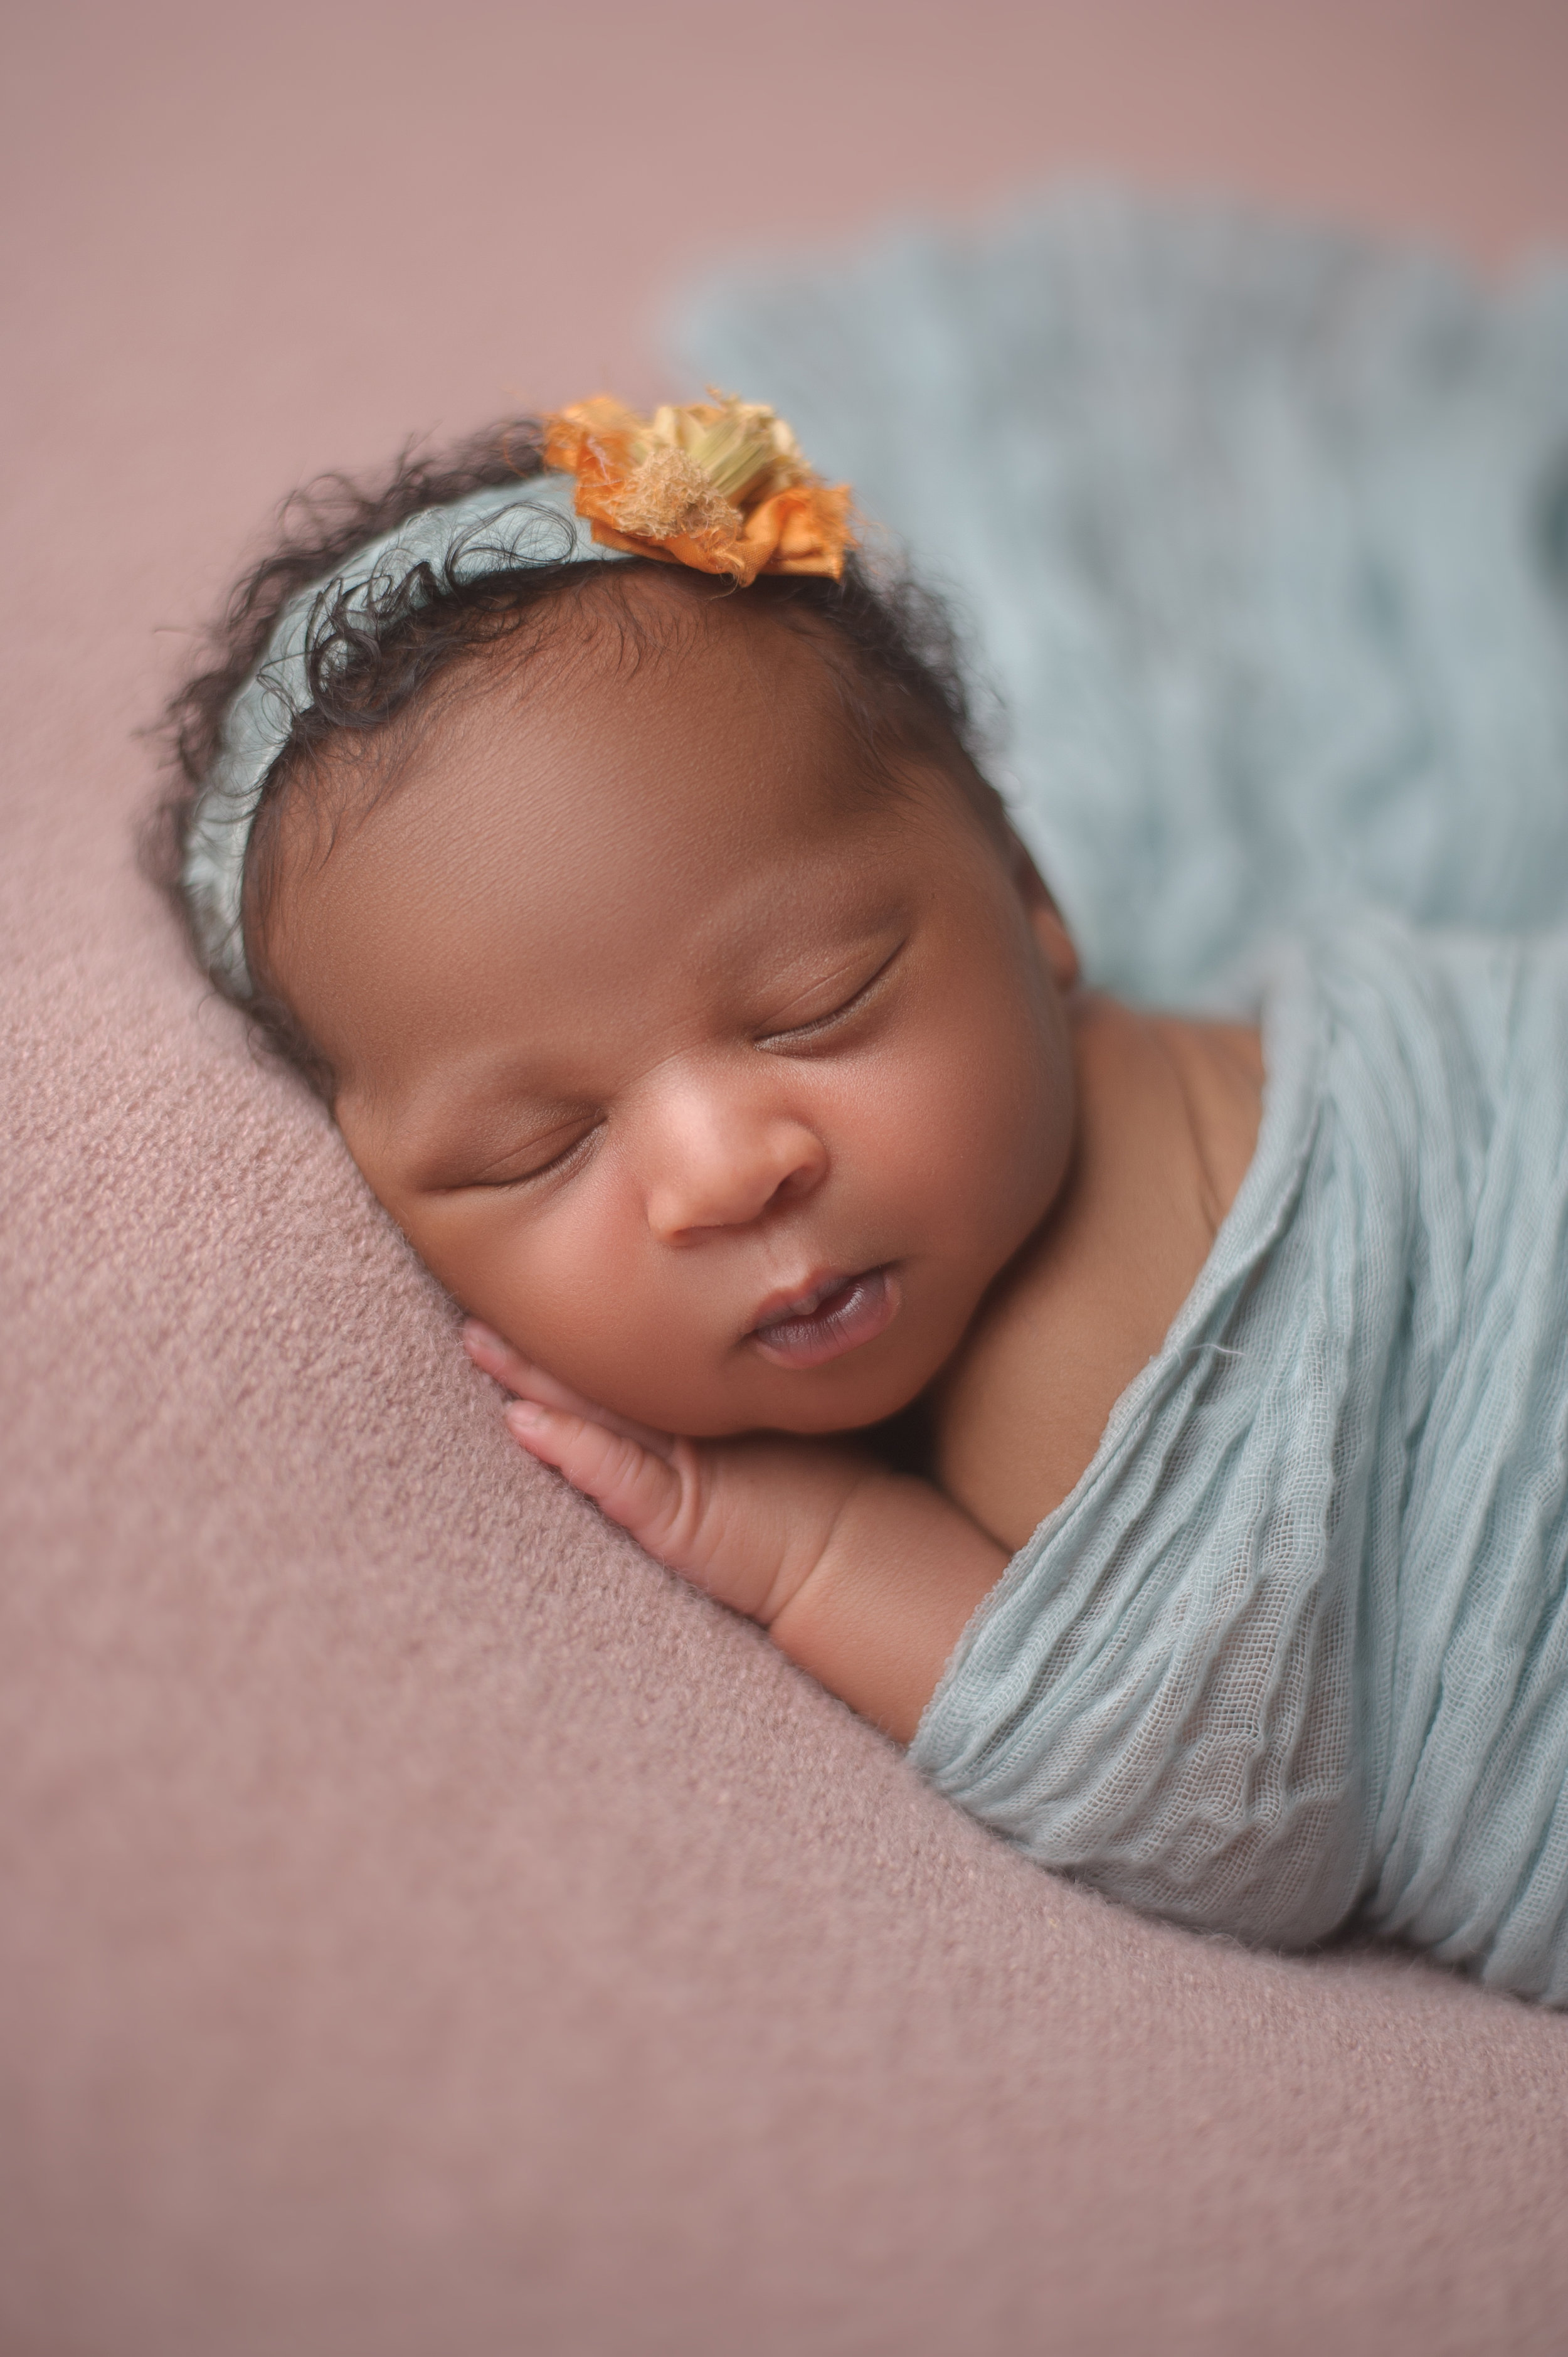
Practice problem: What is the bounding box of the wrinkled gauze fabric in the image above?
[911,919,1568,2004]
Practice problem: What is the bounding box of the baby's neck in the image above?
[930,994,1265,1553]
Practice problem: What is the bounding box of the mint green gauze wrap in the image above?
[910,918,1568,2003]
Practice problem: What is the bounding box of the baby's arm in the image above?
[464,1324,1007,1743]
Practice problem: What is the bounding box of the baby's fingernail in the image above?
[464,1321,502,1354]
[506,1401,546,1431]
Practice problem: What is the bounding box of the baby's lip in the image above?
[749,1267,861,1329]
[748,1264,900,1370]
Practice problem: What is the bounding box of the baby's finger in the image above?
[465,1322,674,1459]
[464,1320,556,1396]
[505,1400,686,1558]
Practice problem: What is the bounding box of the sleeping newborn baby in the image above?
[164,398,1568,2004]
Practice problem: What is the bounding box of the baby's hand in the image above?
[462,1321,879,1627]
[464,1321,1009,1743]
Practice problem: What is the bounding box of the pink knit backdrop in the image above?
[4,6,1568,2352]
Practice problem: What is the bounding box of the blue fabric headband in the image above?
[184,471,634,996]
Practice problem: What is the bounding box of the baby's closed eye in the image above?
[464,1122,605,1189]
[755,938,906,1049]
[412,1109,604,1194]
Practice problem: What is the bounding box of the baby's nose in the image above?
[643,1095,827,1240]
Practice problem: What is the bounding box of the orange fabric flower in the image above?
[540,394,854,585]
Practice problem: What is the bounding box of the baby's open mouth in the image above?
[749,1266,899,1370]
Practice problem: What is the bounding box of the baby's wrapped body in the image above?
[913,920,1568,2003]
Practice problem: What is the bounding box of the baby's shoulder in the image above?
[930,998,1264,1553]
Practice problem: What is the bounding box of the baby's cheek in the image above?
[453,1203,726,1430]
[893,1018,1068,1247]
[384,1188,611,1375]
[464,1206,632,1366]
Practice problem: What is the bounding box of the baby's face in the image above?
[265,575,1079,1437]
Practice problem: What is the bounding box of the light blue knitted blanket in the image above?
[677,198,1568,1996]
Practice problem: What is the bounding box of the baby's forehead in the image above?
[291,567,848,821]
[527,561,862,711]
[483,565,972,820]
[491,596,895,819]
[334,573,884,849]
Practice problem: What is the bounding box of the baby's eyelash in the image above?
[469,1122,601,1190]
[760,945,904,1047]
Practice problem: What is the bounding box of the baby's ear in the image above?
[1006,828,1079,991]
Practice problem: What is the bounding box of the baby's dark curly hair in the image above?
[147,417,1001,1103]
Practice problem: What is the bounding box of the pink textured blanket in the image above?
[4,7,1568,2350]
